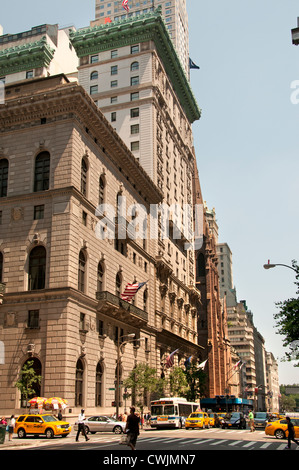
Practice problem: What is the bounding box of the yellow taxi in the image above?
[15,414,71,439]
[185,411,210,429]
[265,417,299,440]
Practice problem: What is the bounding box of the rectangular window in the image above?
[111,65,118,75]
[34,205,44,220]
[130,107,139,118]
[130,92,139,101]
[111,112,116,122]
[110,80,118,88]
[131,124,139,134]
[90,85,98,95]
[131,45,139,54]
[91,55,99,63]
[82,211,87,226]
[131,141,140,152]
[26,70,34,79]
[130,76,139,86]
[97,319,104,336]
[27,310,39,329]
[111,50,118,58]
[111,96,117,104]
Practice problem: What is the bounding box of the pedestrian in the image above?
[76,409,89,442]
[248,410,255,432]
[0,417,7,425]
[125,407,140,451]
[284,417,299,450]
[8,415,15,441]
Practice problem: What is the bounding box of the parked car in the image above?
[265,418,299,439]
[74,415,126,434]
[222,412,246,429]
[253,412,270,429]
[185,412,210,429]
[15,414,71,439]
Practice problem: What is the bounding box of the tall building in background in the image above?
[94,0,190,76]
[217,243,237,307]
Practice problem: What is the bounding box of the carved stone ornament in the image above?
[11,207,24,222]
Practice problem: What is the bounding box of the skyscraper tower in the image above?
[94,0,190,76]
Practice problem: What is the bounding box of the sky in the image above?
[1,1,298,385]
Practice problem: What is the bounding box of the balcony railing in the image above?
[96,290,148,327]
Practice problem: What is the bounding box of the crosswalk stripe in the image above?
[242,441,256,448]
[210,439,228,446]
[229,440,243,446]
[260,443,272,449]
[277,443,287,450]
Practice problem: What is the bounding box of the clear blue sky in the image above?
[1,1,298,385]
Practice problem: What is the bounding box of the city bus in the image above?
[150,397,200,429]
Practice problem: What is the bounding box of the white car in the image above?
[74,415,126,434]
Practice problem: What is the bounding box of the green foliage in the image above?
[15,360,42,408]
[124,363,164,412]
[274,260,299,366]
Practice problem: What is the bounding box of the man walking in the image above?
[125,407,140,450]
[248,410,255,432]
[76,409,89,442]
[284,416,299,449]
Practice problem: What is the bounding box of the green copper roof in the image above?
[70,7,201,123]
[0,37,55,75]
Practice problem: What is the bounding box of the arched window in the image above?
[95,362,104,407]
[28,246,46,290]
[78,250,86,292]
[75,359,84,407]
[99,175,106,206]
[131,61,139,71]
[34,152,50,192]
[90,71,98,80]
[97,262,105,292]
[81,158,88,196]
[196,253,206,278]
[115,273,122,297]
[0,159,9,197]
[0,252,3,283]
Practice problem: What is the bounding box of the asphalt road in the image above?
[3,426,298,453]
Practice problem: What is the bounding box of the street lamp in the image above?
[116,333,145,417]
[263,261,297,273]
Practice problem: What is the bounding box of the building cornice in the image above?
[0,37,55,75]
[0,76,163,205]
[69,8,201,123]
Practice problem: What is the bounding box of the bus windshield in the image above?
[164,405,177,415]
[151,405,164,416]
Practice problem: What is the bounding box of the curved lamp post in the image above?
[263,261,297,273]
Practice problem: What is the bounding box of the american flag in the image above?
[165,349,179,369]
[121,281,147,302]
[122,0,130,12]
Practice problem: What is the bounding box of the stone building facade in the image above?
[192,161,232,397]
[0,74,202,416]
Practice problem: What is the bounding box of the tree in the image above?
[15,360,42,408]
[168,366,189,397]
[274,260,299,367]
[124,363,163,417]
[184,361,207,402]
